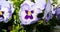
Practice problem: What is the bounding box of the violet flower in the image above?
[19,0,46,25]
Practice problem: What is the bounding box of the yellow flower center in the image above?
[28,11,31,16]
[0,11,2,15]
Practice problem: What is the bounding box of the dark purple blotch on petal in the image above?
[25,10,28,14]
[0,15,4,18]
[0,11,4,18]
[29,15,33,19]
[25,10,34,19]
[31,10,34,13]
[2,11,4,14]
[25,15,29,19]
[25,15,33,19]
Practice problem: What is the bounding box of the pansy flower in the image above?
[0,0,14,23]
[43,0,53,22]
[19,0,46,25]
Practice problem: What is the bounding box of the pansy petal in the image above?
[43,0,53,22]
[21,0,34,11]
[56,5,60,15]
[44,11,53,22]
[21,3,30,11]
[0,17,4,22]
[56,5,60,21]
[35,0,46,10]
[52,8,56,14]
[4,18,8,23]
[10,3,14,13]
[43,0,52,18]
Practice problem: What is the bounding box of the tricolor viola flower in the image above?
[43,0,53,22]
[0,0,14,23]
[19,0,46,25]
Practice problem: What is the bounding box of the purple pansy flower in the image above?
[0,0,14,23]
[19,0,46,25]
[43,0,53,22]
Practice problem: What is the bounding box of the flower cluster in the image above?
[1,0,59,25]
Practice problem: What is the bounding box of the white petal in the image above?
[21,0,34,11]
[8,1,14,13]
[21,3,30,11]
[35,0,46,10]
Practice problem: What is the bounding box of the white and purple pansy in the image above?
[19,0,46,25]
[0,0,14,23]
[43,0,53,22]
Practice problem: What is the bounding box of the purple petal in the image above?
[56,7,60,15]
[43,0,53,22]
[56,5,60,20]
